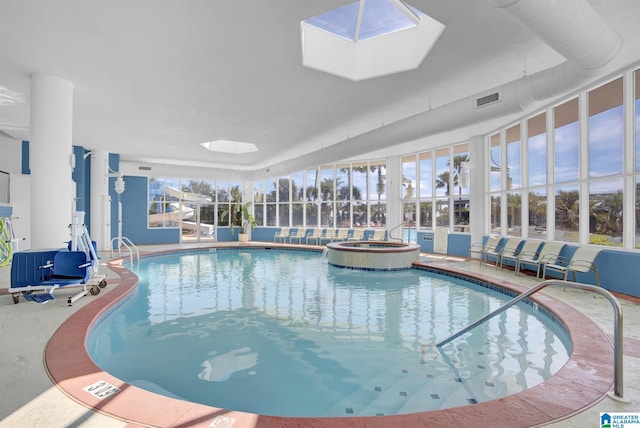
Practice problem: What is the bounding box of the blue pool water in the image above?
[87,248,570,417]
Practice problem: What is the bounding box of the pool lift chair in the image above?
[9,212,107,305]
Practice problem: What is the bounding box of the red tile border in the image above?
[43,248,617,428]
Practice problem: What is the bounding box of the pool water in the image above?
[87,248,570,417]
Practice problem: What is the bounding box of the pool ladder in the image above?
[436,280,628,402]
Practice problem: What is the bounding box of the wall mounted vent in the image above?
[476,92,500,108]
[138,166,152,171]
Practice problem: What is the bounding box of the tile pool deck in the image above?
[1,242,639,427]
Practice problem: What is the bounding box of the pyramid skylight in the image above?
[301,0,445,81]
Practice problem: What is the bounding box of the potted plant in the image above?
[222,201,256,242]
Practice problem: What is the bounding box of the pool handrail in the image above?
[435,279,626,401]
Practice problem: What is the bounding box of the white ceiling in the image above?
[1,0,639,178]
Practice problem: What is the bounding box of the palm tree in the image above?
[436,171,451,196]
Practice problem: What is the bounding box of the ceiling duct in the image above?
[260,0,622,178]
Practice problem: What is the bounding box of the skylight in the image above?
[201,140,259,154]
[301,0,445,81]
[305,0,424,42]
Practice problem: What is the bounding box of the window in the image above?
[555,185,579,243]
[528,189,547,239]
[304,169,319,227]
[148,177,180,228]
[369,160,386,226]
[554,98,579,183]
[528,113,547,187]
[419,151,433,229]
[352,162,368,227]
[589,179,623,247]
[589,78,623,178]
[336,164,351,227]
[402,155,417,228]
[507,191,521,236]
[291,171,304,226]
[452,144,470,230]
[320,165,335,227]
[489,133,501,192]
[254,181,265,226]
[506,124,521,189]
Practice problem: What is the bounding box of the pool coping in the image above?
[44,246,615,428]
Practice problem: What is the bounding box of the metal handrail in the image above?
[388,222,404,242]
[436,280,625,400]
[111,236,139,264]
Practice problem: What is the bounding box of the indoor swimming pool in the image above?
[86,248,571,417]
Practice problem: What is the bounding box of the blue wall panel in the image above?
[0,206,12,218]
[251,227,278,242]
[448,233,471,257]
[417,231,434,252]
[21,141,30,174]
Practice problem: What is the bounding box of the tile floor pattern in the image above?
[0,243,638,427]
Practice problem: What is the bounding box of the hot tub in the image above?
[326,241,420,270]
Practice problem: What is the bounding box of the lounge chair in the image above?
[542,246,601,286]
[274,228,290,243]
[290,228,308,244]
[491,237,521,268]
[331,229,350,242]
[516,241,565,278]
[348,229,365,241]
[369,230,387,241]
[489,237,522,269]
[306,228,325,245]
[468,235,501,265]
[500,239,542,270]
[320,229,337,245]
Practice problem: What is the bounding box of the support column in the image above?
[469,135,486,245]
[30,74,74,249]
[385,155,402,234]
[90,150,111,251]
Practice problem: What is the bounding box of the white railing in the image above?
[111,236,139,264]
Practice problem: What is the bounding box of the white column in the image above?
[469,135,486,244]
[30,73,74,249]
[90,150,111,250]
[385,155,402,233]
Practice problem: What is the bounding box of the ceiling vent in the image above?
[138,166,152,171]
[476,92,500,108]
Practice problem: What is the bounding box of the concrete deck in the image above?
[0,243,638,427]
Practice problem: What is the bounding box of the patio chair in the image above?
[516,241,565,278]
[348,229,365,241]
[274,228,290,243]
[489,237,523,269]
[478,237,520,269]
[331,229,350,242]
[289,228,307,244]
[320,229,337,245]
[369,230,387,241]
[306,228,325,245]
[500,239,542,270]
[542,246,601,286]
[468,235,501,265]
